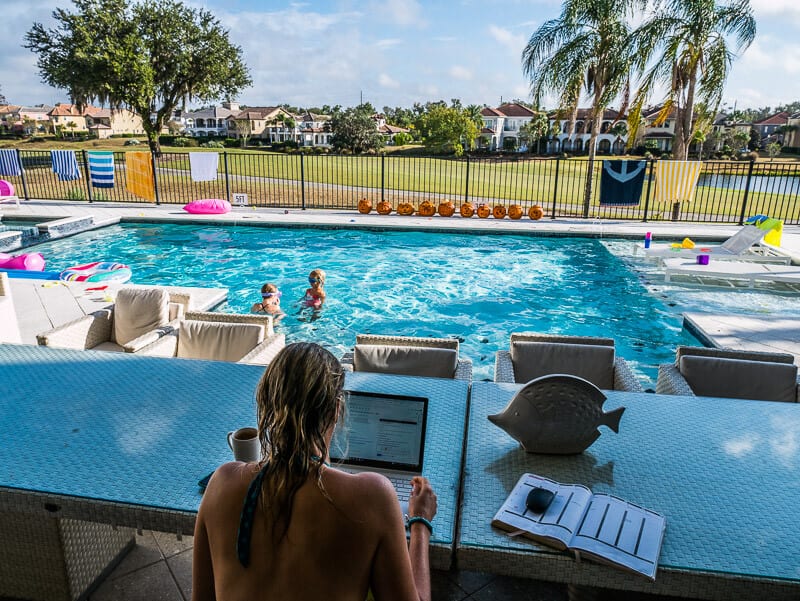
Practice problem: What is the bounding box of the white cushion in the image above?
[114,288,170,345]
[679,355,798,402]
[353,344,458,378]
[510,341,615,389]
[178,320,264,362]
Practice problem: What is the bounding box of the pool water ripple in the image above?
[30,224,701,384]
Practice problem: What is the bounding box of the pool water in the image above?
[30,223,700,384]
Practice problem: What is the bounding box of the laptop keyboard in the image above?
[389,476,413,502]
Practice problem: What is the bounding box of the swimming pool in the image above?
[29,223,700,384]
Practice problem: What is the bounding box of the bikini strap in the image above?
[237,464,268,567]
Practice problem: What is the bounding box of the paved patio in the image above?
[2,199,799,600]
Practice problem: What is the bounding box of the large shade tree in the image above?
[629,0,756,160]
[25,0,251,154]
[522,0,635,216]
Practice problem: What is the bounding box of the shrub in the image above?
[173,136,199,147]
[393,132,413,146]
[201,140,224,148]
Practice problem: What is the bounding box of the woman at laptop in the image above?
[193,342,438,601]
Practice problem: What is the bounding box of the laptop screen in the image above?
[330,391,428,473]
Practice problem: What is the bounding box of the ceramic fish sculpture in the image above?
[488,374,625,454]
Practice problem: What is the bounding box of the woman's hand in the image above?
[408,476,437,521]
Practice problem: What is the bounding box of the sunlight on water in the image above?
[31,224,708,384]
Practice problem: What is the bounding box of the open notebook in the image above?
[331,390,428,514]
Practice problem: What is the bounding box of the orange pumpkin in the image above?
[357,197,372,214]
[529,204,544,220]
[376,200,392,215]
[493,205,507,219]
[397,202,415,216]
[438,200,455,217]
[508,204,523,220]
[418,200,436,217]
[460,202,474,218]
[476,203,491,218]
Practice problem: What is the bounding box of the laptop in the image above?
[330,390,428,514]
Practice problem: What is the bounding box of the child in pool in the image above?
[304,268,326,307]
[251,283,283,315]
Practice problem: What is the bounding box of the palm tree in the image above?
[629,0,756,161]
[522,0,635,216]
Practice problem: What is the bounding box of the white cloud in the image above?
[488,24,527,53]
[370,0,425,27]
[750,0,800,22]
[449,65,473,81]
[379,73,400,89]
[376,38,402,49]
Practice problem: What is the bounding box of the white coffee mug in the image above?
[227,427,261,463]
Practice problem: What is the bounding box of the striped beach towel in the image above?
[0,149,22,177]
[51,150,81,181]
[654,160,702,204]
[125,151,155,201]
[87,151,115,188]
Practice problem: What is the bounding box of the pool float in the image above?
[0,252,45,271]
[60,261,132,284]
[183,198,231,214]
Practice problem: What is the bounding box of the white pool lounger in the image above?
[633,224,791,264]
[663,257,800,288]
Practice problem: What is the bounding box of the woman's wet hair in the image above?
[260,282,278,294]
[255,342,344,541]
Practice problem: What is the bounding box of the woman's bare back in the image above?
[194,461,420,601]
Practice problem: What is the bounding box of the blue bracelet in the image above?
[406,516,433,534]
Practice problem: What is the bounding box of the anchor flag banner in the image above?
[125,151,155,201]
[87,151,115,188]
[599,160,647,206]
[654,160,703,204]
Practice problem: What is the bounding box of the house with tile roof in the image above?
[298,111,332,147]
[183,102,240,137]
[479,103,542,151]
[85,107,145,139]
[753,111,790,144]
[48,104,93,135]
[230,106,294,142]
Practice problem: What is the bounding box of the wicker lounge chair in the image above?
[656,346,799,402]
[136,317,285,365]
[494,333,643,392]
[0,272,22,343]
[341,334,472,380]
[638,225,788,264]
[36,287,189,352]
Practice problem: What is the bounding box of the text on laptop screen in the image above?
[330,391,427,471]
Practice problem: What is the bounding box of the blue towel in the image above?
[87,151,115,188]
[0,149,21,177]
[51,150,81,182]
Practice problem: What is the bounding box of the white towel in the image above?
[189,152,219,182]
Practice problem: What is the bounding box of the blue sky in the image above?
[2,0,799,112]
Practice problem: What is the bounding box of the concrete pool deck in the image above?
[4,197,800,362]
[2,199,799,601]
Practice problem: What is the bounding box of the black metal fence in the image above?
[3,148,799,224]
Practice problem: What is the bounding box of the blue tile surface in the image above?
[461,381,800,582]
[0,346,466,550]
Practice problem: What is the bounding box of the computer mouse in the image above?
[526,487,555,514]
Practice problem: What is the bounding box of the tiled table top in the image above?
[458,381,800,599]
[0,345,467,564]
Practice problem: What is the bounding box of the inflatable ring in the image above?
[60,261,132,284]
